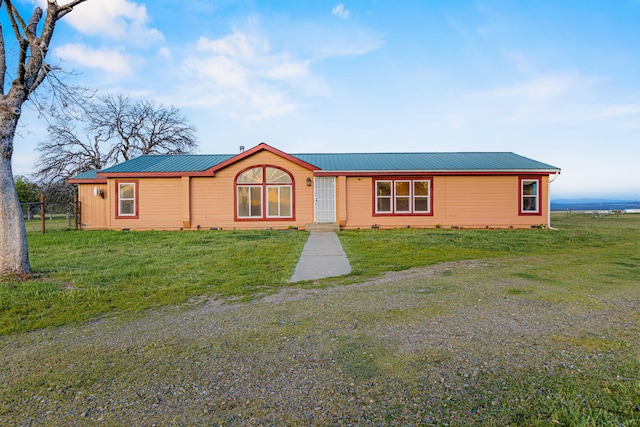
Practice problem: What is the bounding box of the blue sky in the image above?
[8,0,640,199]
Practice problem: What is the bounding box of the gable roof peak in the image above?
[207,142,321,173]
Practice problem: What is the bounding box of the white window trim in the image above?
[237,185,263,218]
[375,180,392,214]
[375,179,431,215]
[413,180,431,213]
[117,182,137,217]
[521,178,540,214]
[266,185,293,218]
[236,166,294,220]
[394,180,412,213]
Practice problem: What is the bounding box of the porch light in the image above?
[93,186,104,198]
[306,177,312,186]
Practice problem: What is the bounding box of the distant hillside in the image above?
[551,198,640,211]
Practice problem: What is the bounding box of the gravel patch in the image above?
[1,259,638,426]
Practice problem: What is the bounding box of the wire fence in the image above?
[20,199,78,233]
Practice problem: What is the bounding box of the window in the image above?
[376,181,392,212]
[236,166,293,219]
[237,186,262,217]
[520,177,541,215]
[375,179,432,215]
[116,181,138,218]
[267,186,291,217]
[413,181,430,212]
[395,181,411,212]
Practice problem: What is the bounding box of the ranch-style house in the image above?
[68,142,561,231]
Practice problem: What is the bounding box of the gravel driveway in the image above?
[1,259,638,426]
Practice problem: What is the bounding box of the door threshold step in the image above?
[304,223,340,232]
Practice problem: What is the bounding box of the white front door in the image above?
[314,177,336,223]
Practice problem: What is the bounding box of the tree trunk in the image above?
[0,108,30,275]
[0,0,90,276]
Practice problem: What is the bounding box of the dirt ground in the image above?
[1,259,638,426]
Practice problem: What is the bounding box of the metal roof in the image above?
[69,170,100,180]
[100,154,235,173]
[292,152,559,172]
[69,148,559,180]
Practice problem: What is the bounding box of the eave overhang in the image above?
[67,177,108,184]
[313,169,561,177]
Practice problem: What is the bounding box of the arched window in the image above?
[236,166,293,219]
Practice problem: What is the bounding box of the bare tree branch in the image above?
[36,93,198,182]
[26,7,42,38]
[35,118,111,183]
[4,0,27,40]
[57,0,87,19]
[29,65,95,122]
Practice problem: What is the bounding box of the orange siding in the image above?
[77,183,108,229]
[188,150,315,230]
[109,177,184,230]
[337,176,348,227]
[181,176,191,228]
[343,175,549,229]
[344,177,372,228]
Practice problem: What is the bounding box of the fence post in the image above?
[74,194,79,230]
[40,193,45,234]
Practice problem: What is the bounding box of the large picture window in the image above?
[116,181,138,218]
[375,178,432,215]
[236,166,293,219]
[519,177,541,215]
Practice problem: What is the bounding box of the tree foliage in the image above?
[14,175,41,220]
[14,175,40,204]
[35,94,198,182]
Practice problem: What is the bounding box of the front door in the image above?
[314,177,336,223]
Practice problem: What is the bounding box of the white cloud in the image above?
[181,32,319,119]
[596,103,640,118]
[444,72,640,131]
[265,56,311,80]
[300,25,382,59]
[188,52,249,90]
[332,4,349,19]
[158,46,172,60]
[463,74,603,124]
[54,43,135,76]
[197,33,258,60]
[247,88,297,120]
[164,8,379,120]
[62,0,163,45]
[483,74,587,102]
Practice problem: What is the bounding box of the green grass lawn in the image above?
[1,212,638,335]
[1,213,639,425]
[23,215,75,233]
[1,229,308,334]
[339,213,639,277]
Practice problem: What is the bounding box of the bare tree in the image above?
[35,118,111,182]
[0,0,88,275]
[41,179,76,225]
[88,94,198,160]
[35,94,198,182]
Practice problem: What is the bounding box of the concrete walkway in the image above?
[289,232,351,282]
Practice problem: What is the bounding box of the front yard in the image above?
[0,213,638,425]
